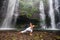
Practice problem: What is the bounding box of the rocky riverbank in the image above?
[0,31,60,40]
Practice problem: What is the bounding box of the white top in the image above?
[21,27,33,33]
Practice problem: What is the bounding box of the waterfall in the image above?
[0,0,19,30]
[55,0,60,29]
[55,0,59,20]
[0,0,60,30]
[48,0,56,29]
[39,0,46,29]
[13,0,19,26]
[55,0,59,13]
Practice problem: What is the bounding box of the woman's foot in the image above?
[30,33,32,36]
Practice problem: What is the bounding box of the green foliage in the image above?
[17,0,48,29]
[19,0,39,18]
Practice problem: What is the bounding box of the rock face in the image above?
[0,0,8,25]
[0,31,60,40]
[0,0,8,16]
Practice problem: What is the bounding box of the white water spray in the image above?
[48,0,56,29]
[55,0,59,13]
[39,0,46,29]
[0,0,19,30]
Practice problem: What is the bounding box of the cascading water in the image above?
[0,0,60,30]
[39,0,46,29]
[0,0,19,30]
[55,0,59,13]
[13,0,19,26]
[55,0,60,29]
[48,0,56,29]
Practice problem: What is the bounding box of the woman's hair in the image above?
[30,22,35,25]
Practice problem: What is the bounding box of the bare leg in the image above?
[30,32,33,36]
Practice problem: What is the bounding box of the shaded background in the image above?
[0,0,60,29]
